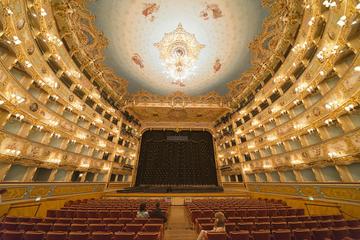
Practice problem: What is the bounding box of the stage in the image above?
[104,183,249,205]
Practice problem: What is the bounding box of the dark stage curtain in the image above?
[135,130,218,186]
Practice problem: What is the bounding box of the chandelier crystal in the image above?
[154,23,205,86]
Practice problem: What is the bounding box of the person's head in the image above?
[139,202,147,212]
[214,211,225,227]
[155,202,160,208]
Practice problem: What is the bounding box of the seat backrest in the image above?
[252,231,271,240]
[46,231,67,240]
[2,231,24,240]
[92,232,113,240]
[113,232,136,240]
[136,232,160,240]
[207,232,227,240]
[68,232,90,240]
[230,231,250,240]
[125,224,143,233]
[23,231,45,240]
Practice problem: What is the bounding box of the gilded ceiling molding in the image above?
[124,90,230,108]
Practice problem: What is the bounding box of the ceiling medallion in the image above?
[154,23,205,86]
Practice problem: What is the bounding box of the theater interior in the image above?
[0,0,359,239]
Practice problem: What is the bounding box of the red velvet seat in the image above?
[312,228,333,240]
[349,227,360,239]
[107,223,124,233]
[252,230,271,240]
[320,220,334,228]
[103,218,118,224]
[225,222,237,233]
[3,216,18,222]
[271,222,288,230]
[191,210,202,222]
[229,230,250,240]
[133,218,149,225]
[92,231,113,240]
[87,218,102,224]
[255,222,270,230]
[238,222,254,231]
[68,232,89,240]
[118,218,133,224]
[1,230,23,240]
[332,227,351,240]
[124,224,143,233]
[333,220,347,227]
[18,217,31,223]
[36,223,52,232]
[18,223,35,231]
[70,223,88,232]
[272,229,291,240]
[202,210,213,218]
[257,217,270,222]
[113,232,136,240]
[303,220,319,229]
[43,218,57,223]
[148,218,163,224]
[52,223,69,232]
[72,218,87,224]
[89,224,106,232]
[271,217,285,222]
[23,231,45,240]
[121,211,134,218]
[142,224,162,232]
[346,220,359,227]
[207,232,227,240]
[293,229,312,240]
[200,223,214,231]
[288,221,304,230]
[2,222,19,231]
[136,232,160,240]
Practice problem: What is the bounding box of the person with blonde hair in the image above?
[196,211,226,240]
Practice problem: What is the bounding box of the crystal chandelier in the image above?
[154,23,205,86]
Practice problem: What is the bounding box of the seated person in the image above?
[136,202,149,218]
[196,211,225,240]
[150,202,167,223]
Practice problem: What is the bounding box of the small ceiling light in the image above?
[345,104,354,112]
[13,36,22,45]
[337,16,347,27]
[323,0,337,8]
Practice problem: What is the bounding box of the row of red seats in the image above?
[195,215,347,225]
[47,210,168,219]
[189,208,305,221]
[0,230,159,240]
[1,222,162,233]
[198,220,358,233]
[203,227,360,240]
[3,217,163,225]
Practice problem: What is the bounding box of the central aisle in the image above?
[165,206,197,240]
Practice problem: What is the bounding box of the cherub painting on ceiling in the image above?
[132,53,144,69]
[200,3,223,20]
[142,3,160,22]
[213,58,222,73]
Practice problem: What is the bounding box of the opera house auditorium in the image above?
[0,0,359,239]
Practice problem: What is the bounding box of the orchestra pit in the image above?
[0,0,359,239]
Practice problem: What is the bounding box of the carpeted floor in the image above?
[165,206,197,240]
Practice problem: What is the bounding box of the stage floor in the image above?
[104,190,249,198]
